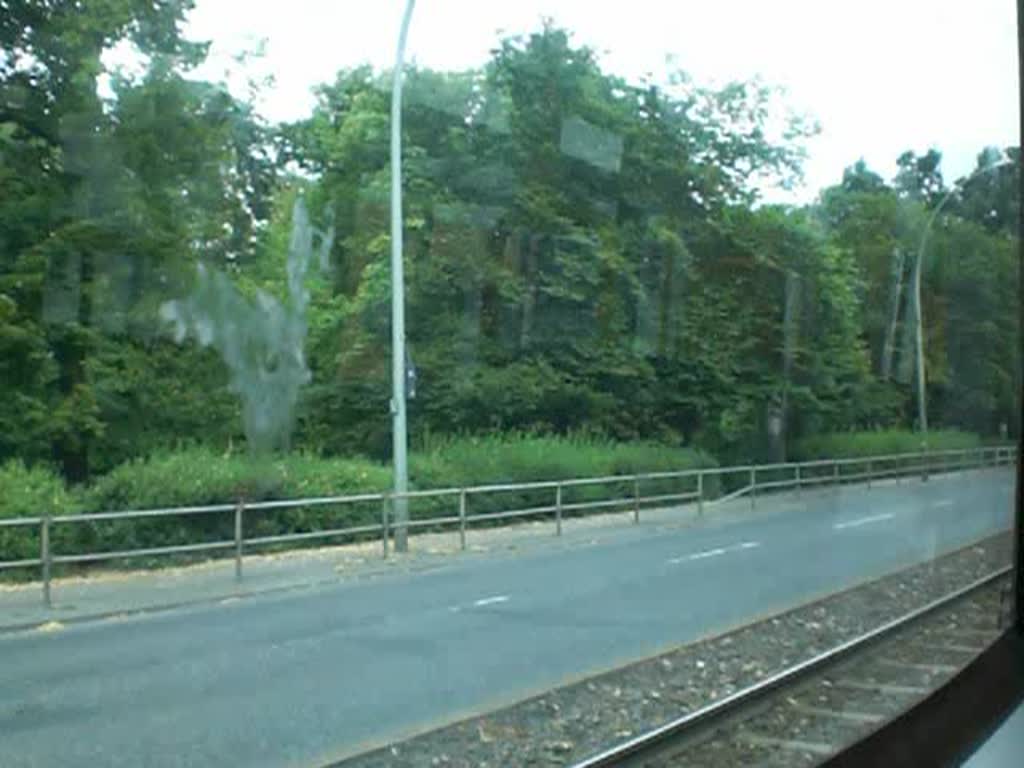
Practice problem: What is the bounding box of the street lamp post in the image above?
[912,155,1013,468]
[390,0,416,552]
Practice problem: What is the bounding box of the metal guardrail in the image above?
[0,445,1016,607]
[567,565,1013,768]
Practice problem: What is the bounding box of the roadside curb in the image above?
[0,555,453,635]
[0,578,325,635]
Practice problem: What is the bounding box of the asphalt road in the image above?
[0,469,1014,768]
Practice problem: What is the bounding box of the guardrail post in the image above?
[381,496,390,558]
[458,489,467,551]
[633,477,640,523]
[555,484,563,536]
[697,472,704,516]
[749,467,756,510]
[795,464,802,496]
[41,515,52,608]
[234,501,244,582]
[833,461,840,490]
[866,460,872,489]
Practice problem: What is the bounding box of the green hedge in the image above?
[792,429,981,460]
[0,437,717,574]
[74,448,392,557]
[81,447,390,511]
[0,460,74,572]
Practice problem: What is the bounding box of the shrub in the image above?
[81,447,389,511]
[0,460,74,568]
[75,448,391,559]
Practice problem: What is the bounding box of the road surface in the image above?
[0,469,1014,768]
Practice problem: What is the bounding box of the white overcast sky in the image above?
[166,0,1018,201]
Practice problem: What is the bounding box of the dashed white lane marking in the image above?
[449,594,512,613]
[690,548,727,561]
[833,513,894,530]
[667,541,761,565]
[472,595,510,608]
[932,500,954,509]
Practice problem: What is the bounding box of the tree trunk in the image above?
[881,247,905,380]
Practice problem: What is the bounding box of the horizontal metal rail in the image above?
[561,497,633,513]
[52,540,236,565]
[1,444,1015,607]
[244,493,386,511]
[638,491,701,505]
[403,515,463,530]
[245,523,386,547]
[635,469,699,481]
[0,557,44,571]
[0,516,43,528]
[52,504,233,523]
[569,566,1012,768]
[559,474,636,488]
[467,479,561,494]
[469,505,559,523]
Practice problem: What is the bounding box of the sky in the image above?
[155,0,1018,202]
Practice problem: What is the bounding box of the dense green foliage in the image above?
[0,461,71,562]
[80,447,389,512]
[0,13,1018,504]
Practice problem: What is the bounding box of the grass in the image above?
[792,429,982,460]
[410,433,717,519]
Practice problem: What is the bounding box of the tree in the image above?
[0,2,277,478]
[895,148,945,207]
[953,146,1019,235]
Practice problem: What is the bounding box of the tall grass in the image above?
[410,433,717,518]
[793,429,981,460]
[411,432,713,485]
